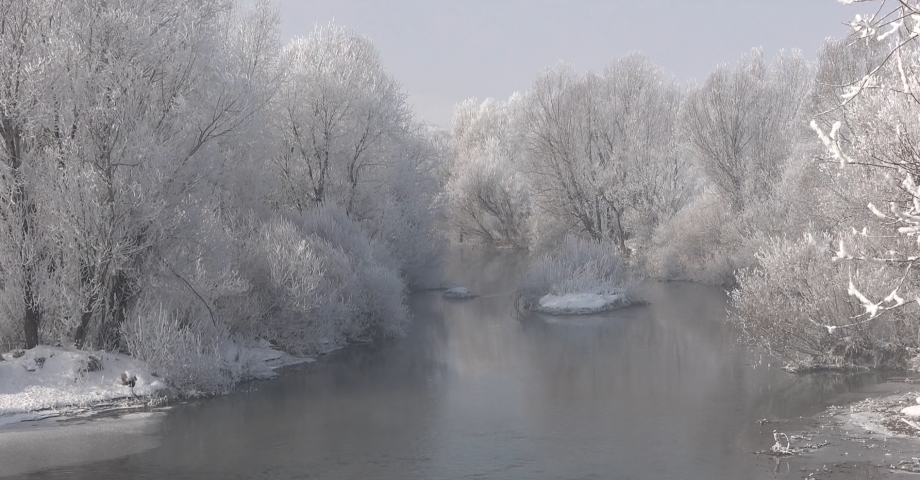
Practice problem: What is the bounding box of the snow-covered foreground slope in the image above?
[0,343,312,426]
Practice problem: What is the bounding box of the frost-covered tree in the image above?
[812,1,920,318]
[268,24,443,287]
[57,0,278,349]
[448,97,531,247]
[729,2,920,370]
[0,1,442,393]
[642,50,815,285]
[0,0,63,347]
[598,54,693,243]
[520,55,689,254]
[0,0,280,351]
[356,122,446,288]
[682,49,812,212]
[271,25,411,216]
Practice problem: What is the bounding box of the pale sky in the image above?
[278,0,859,129]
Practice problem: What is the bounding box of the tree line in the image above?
[445,1,920,371]
[3,0,920,384]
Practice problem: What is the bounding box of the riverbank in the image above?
[0,343,312,427]
[750,376,920,478]
[6,266,920,479]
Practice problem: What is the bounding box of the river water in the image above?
[0,249,895,479]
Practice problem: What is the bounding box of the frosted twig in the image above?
[771,430,795,456]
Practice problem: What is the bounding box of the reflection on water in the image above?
[6,248,885,479]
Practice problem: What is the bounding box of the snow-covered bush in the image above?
[515,236,637,313]
[297,205,409,339]
[121,299,233,395]
[247,216,341,355]
[357,129,446,289]
[731,234,919,371]
[246,206,408,355]
[640,192,749,285]
[640,139,824,286]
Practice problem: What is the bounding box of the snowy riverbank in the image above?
[0,343,311,427]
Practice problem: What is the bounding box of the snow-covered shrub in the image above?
[297,203,398,272]
[297,205,409,339]
[641,192,749,285]
[351,262,409,338]
[641,154,823,286]
[515,236,637,313]
[527,213,579,254]
[369,188,445,289]
[246,206,409,355]
[0,233,26,349]
[726,22,920,371]
[361,127,446,289]
[121,298,232,395]
[249,216,344,355]
[730,234,920,371]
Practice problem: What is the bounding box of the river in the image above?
[0,249,901,479]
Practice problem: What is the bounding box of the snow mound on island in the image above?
[443,287,478,299]
[514,236,638,315]
[0,346,168,424]
[535,292,628,315]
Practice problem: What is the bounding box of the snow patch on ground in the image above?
[443,286,478,299]
[535,292,628,315]
[830,390,920,440]
[0,342,314,426]
[0,346,168,424]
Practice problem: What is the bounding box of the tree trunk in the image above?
[23,275,39,348]
[73,289,99,350]
[2,117,42,348]
[612,207,629,258]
